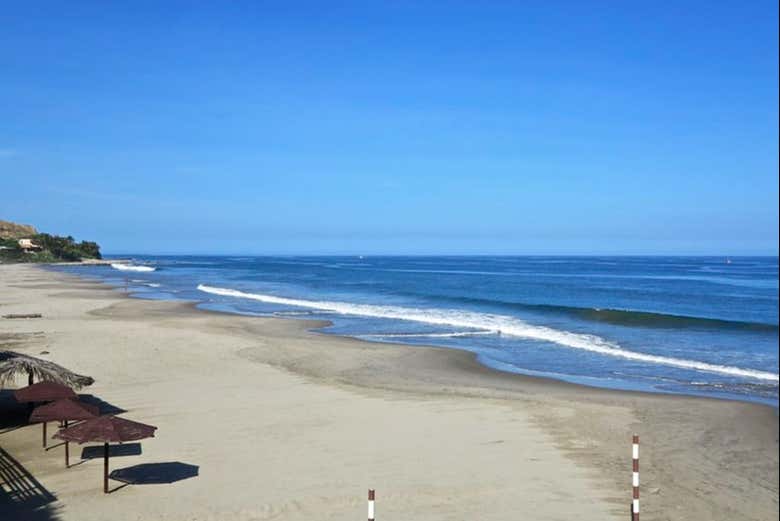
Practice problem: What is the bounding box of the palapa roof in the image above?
[14,381,77,403]
[54,415,157,444]
[0,351,94,389]
[30,398,99,422]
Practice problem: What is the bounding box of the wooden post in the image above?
[27,371,34,415]
[104,442,109,493]
[64,420,69,468]
[632,434,639,521]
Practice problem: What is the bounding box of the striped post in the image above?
[368,489,375,521]
[631,434,639,521]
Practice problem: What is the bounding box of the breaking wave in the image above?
[197,284,779,382]
[111,263,156,273]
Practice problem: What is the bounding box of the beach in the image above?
[1,264,777,521]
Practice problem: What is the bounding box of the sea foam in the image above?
[197,284,779,382]
[111,263,156,273]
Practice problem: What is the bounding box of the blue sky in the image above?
[1,1,777,255]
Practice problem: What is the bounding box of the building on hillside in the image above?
[18,238,42,251]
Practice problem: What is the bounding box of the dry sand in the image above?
[0,264,777,520]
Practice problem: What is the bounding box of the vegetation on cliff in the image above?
[0,220,101,263]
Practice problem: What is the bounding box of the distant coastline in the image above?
[0,218,103,264]
[44,258,131,266]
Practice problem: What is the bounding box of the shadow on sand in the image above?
[109,461,199,485]
[75,394,126,416]
[0,390,28,434]
[0,445,60,521]
[79,442,142,461]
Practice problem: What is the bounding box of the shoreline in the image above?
[1,264,777,520]
[73,263,779,408]
[0,258,132,267]
[194,300,779,409]
[238,310,780,408]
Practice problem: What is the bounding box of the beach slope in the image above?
[0,265,776,520]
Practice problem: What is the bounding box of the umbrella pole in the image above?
[64,420,69,468]
[26,371,34,415]
[42,422,47,448]
[104,442,109,493]
[26,372,34,415]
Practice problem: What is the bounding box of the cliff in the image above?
[0,219,38,239]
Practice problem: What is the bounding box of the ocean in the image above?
[53,256,779,406]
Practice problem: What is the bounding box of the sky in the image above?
[1,1,778,255]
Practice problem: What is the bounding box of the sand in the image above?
[0,264,777,521]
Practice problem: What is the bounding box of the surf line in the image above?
[196,284,779,382]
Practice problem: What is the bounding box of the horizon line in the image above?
[103,252,780,258]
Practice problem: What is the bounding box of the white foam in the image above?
[111,263,156,273]
[360,331,497,339]
[196,284,780,382]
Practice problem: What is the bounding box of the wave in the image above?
[111,263,156,273]
[435,295,779,332]
[128,279,161,288]
[359,330,497,339]
[197,284,779,382]
[546,306,779,332]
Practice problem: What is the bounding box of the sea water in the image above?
[53,256,779,406]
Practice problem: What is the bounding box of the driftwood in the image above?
[2,313,43,319]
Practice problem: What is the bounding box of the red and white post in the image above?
[631,434,639,521]
[368,489,375,521]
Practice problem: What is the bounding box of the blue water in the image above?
[53,256,779,406]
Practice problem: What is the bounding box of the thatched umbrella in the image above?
[0,351,94,389]
[55,416,157,493]
[30,399,99,467]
